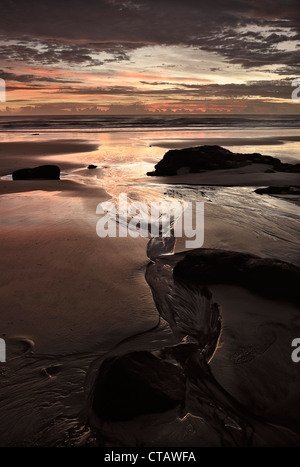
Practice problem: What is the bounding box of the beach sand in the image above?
[0,139,299,446]
[150,135,300,150]
[0,141,168,445]
[0,140,99,177]
[0,141,161,354]
[149,163,300,187]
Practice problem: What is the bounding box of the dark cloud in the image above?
[0,70,79,84]
[0,0,298,69]
[198,28,300,69]
[46,79,293,100]
[0,43,106,66]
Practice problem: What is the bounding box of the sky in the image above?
[0,0,299,115]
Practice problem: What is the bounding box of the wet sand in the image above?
[150,135,300,150]
[0,141,160,354]
[0,139,299,446]
[0,140,100,177]
[0,141,164,445]
[150,163,300,187]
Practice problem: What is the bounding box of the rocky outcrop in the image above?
[147,145,300,176]
[173,249,300,305]
[88,246,300,446]
[12,165,60,180]
[92,351,186,422]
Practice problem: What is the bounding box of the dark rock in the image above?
[12,165,60,180]
[88,164,97,169]
[255,186,300,195]
[147,145,300,176]
[92,351,186,422]
[173,249,300,305]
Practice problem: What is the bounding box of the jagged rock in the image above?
[12,165,60,180]
[255,186,300,195]
[147,145,300,176]
[173,249,300,305]
[92,351,186,422]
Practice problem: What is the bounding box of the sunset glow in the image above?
[0,0,299,115]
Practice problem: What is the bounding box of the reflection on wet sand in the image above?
[0,128,299,446]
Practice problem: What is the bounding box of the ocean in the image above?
[1,114,299,164]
